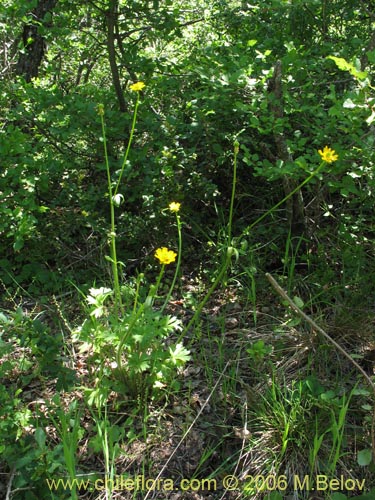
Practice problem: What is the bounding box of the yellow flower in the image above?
[154,247,177,265]
[129,81,146,92]
[169,202,181,213]
[318,146,338,163]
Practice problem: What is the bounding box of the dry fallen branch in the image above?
[266,272,375,463]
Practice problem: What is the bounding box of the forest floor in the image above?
[1,276,375,500]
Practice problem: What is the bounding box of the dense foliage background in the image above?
[2,0,375,291]
[1,1,375,499]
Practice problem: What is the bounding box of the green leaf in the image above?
[90,306,105,318]
[265,493,283,500]
[35,427,46,449]
[327,56,352,71]
[330,494,347,500]
[305,375,325,396]
[293,296,304,308]
[352,388,370,396]
[361,404,372,411]
[357,448,372,466]
[320,390,337,401]
[264,491,284,500]
[286,317,301,327]
[13,237,24,251]
[350,491,375,500]
[327,55,368,80]
[168,343,190,365]
[128,352,150,372]
[0,312,9,324]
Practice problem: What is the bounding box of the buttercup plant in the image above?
[114,242,189,398]
[177,144,339,344]
[84,99,340,404]
[75,84,190,402]
[97,81,145,314]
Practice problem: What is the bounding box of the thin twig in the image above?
[5,468,15,500]
[143,361,230,500]
[266,273,375,462]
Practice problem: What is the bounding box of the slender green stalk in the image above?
[161,212,182,313]
[309,418,326,475]
[50,402,81,500]
[115,304,144,374]
[241,161,326,237]
[91,406,116,500]
[98,109,122,313]
[176,151,325,346]
[228,140,239,246]
[114,93,141,196]
[133,273,144,313]
[146,265,165,307]
[116,266,165,373]
[177,253,231,345]
[97,92,142,314]
[328,392,352,476]
[176,141,240,341]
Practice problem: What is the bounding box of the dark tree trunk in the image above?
[16,0,58,82]
[268,60,306,236]
[106,0,127,112]
[361,30,375,71]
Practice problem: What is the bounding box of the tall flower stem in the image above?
[99,108,122,314]
[177,141,240,341]
[97,87,143,314]
[145,265,165,309]
[227,140,239,246]
[222,139,239,286]
[114,92,141,197]
[177,253,232,345]
[116,265,165,374]
[161,212,182,313]
[241,161,326,238]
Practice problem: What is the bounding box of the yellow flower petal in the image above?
[169,202,181,213]
[154,247,177,265]
[129,81,146,92]
[318,146,338,163]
